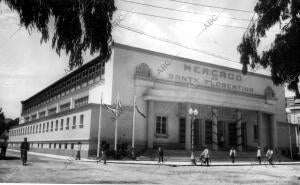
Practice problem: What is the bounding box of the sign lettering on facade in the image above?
[166,63,254,94]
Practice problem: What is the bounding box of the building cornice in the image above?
[113,42,271,79]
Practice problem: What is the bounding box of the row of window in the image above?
[23,61,104,114]
[24,96,88,122]
[10,114,85,137]
[10,143,78,150]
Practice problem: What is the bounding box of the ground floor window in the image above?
[71,143,74,150]
[156,116,168,135]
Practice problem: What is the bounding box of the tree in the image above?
[1,0,116,69]
[237,0,300,97]
[0,108,6,135]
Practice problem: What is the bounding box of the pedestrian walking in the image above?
[20,138,30,165]
[200,145,210,166]
[266,148,274,165]
[97,149,107,165]
[75,142,81,160]
[1,138,8,159]
[229,147,236,164]
[257,146,262,164]
[157,147,164,164]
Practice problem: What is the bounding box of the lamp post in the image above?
[189,108,198,165]
[286,110,293,159]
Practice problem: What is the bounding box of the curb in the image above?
[7,149,300,167]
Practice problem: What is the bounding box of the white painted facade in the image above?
[8,43,294,158]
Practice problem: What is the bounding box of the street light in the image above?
[189,108,198,165]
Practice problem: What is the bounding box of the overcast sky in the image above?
[0,0,295,119]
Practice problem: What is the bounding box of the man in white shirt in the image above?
[229,147,236,164]
[257,146,262,164]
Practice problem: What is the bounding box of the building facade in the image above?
[8,43,293,158]
[286,97,300,156]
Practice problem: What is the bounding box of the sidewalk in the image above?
[7,149,300,167]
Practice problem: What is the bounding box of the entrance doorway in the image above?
[228,122,237,147]
[179,118,185,144]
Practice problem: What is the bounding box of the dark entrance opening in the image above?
[228,122,237,147]
[179,117,185,144]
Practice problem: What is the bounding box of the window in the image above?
[38,143,40,148]
[55,120,58,131]
[156,116,167,135]
[54,143,56,149]
[79,114,84,128]
[254,125,258,140]
[49,143,52,148]
[64,144,68,149]
[32,125,35,134]
[60,102,71,112]
[72,116,76,129]
[31,114,37,120]
[41,143,43,148]
[74,96,89,108]
[66,117,70,130]
[43,123,45,132]
[25,116,30,122]
[46,122,49,132]
[59,143,61,149]
[48,107,57,116]
[71,143,74,150]
[39,124,41,133]
[60,119,64,130]
[51,121,53,131]
[39,111,46,118]
[36,124,38,133]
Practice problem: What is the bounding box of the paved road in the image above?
[0,151,300,184]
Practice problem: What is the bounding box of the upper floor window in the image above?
[60,102,71,112]
[51,121,53,131]
[25,116,30,122]
[46,122,49,132]
[31,114,37,120]
[39,111,46,118]
[60,119,64,130]
[39,124,41,133]
[66,117,70,130]
[79,114,84,128]
[48,107,57,116]
[55,120,58,131]
[74,96,89,108]
[156,116,168,135]
[72,116,76,129]
[42,123,45,132]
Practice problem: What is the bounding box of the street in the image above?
[0,151,300,184]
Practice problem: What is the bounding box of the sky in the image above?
[0,0,296,119]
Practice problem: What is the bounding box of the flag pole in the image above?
[132,96,136,157]
[114,93,119,155]
[97,92,103,158]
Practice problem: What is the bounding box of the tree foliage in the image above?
[237,0,300,97]
[1,0,116,69]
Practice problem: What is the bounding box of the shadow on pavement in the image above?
[0,156,20,160]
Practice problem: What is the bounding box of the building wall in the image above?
[110,43,288,149]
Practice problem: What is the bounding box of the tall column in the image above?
[257,111,263,147]
[185,103,191,150]
[212,107,218,151]
[271,114,278,150]
[236,110,242,151]
[70,97,74,109]
[147,100,155,149]
[56,103,60,113]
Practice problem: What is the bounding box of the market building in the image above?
[8,43,293,158]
